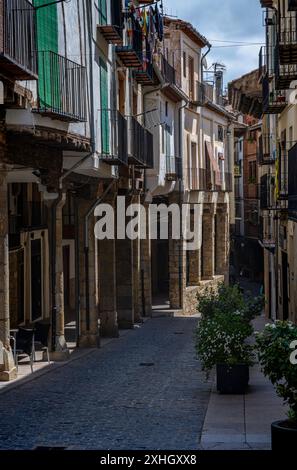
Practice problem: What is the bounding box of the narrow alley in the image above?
[0,317,212,450]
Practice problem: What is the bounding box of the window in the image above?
[165,101,168,117]
[183,52,187,78]
[248,161,257,183]
[218,125,224,142]
[189,56,194,99]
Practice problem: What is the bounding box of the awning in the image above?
[205,141,221,186]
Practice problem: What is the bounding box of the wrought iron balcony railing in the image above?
[288,142,297,220]
[289,0,297,11]
[98,0,123,45]
[278,15,297,64]
[34,51,87,122]
[116,14,143,67]
[190,81,206,106]
[134,42,155,86]
[259,215,276,249]
[129,116,154,168]
[100,110,128,165]
[0,0,38,80]
[161,54,180,87]
[165,156,181,181]
[262,76,287,114]
[258,134,276,165]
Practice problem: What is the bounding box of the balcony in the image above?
[224,172,233,192]
[259,215,276,250]
[134,43,156,86]
[165,156,181,181]
[98,0,123,45]
[33,51,87,122]
[258,134,276,164]
[198,168,213,191]
[262,76,287,114]
[274,44,297,88]
[190,81,206,106]
[260,174,274,209]
[100,111,128,166]
[234,163,242,177]
[288,143,297,220]
[129,116,154,168]
[0,0,38,80]
[278,15,297,64]
[260,0,273,6]
[116,14,143,68]
[289,0,297,11]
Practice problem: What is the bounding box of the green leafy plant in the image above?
[256,321,297,425]
[197,283,264,323]
[196,310,255,378]
[197,283,245,319]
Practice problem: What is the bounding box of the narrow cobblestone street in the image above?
[0,317,212,450]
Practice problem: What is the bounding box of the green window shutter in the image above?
[98,0,107,26]
[100,58,109,154]
[33,0,59,110]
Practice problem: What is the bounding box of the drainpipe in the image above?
[78,0,97,336]
[201,44,211,83]
[50,192,63,352]
[178,100,188,308]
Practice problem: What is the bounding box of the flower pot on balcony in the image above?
[271,420,297,450]
[216,364,250,394]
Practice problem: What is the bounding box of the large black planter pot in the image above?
[271,420,297,450]
[216,364,249,394]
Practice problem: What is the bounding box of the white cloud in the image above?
[162,0,264,84]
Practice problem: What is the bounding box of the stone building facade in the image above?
[0,0,234,381]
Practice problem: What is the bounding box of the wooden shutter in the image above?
[33,0,59,109]
[100,58,110,154]
[98,0,107,25]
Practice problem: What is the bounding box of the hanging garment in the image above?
[154,5,164,41]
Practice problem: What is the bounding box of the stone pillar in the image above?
[216,205,229,281]
[79,199,100,347]
[0,168,17,381]
[168,192,186,310]
[140,202,152,317]
[132,195,141,323]
[50,194,69,360]
[187,205,203,286]
[116,196,134,329]
[202,205,215,279]
[99,194,119,337]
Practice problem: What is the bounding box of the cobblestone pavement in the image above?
[0,317,212,450]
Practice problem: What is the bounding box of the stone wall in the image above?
[184,276,225,316]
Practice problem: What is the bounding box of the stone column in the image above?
[187,204,203,286]
[99,194,119,337]
[202,205,215,279]
[132,195,141,323]
[0,168,17,381]
[216,204,229,281]
[51,194,69,360]
[116,195,134,329]
[168,194,186,310]
[79,199,100,348]
[140,202,152,317]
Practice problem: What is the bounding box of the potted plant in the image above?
[196,284,264,394]
[196,309,254,394]
[256,321,297,450]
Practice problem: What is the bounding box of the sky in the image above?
[163,0,264,88]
